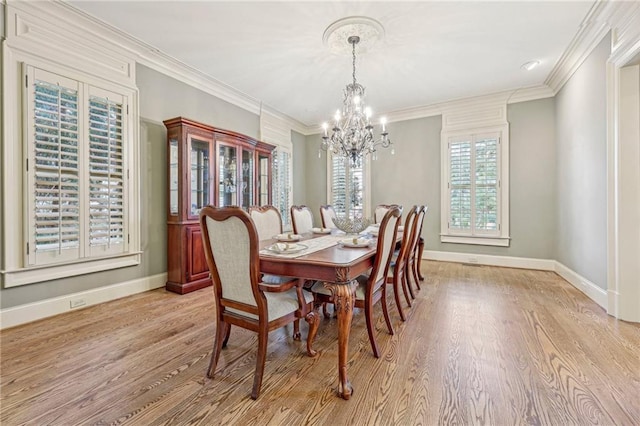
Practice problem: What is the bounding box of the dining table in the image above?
[258,229,382,400]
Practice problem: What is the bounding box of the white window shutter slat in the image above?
[272,149,291,228]
[87,90,126,254]
[330,155,365,219]
[29,71,82,264]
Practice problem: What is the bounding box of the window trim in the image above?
[440,124,510,247]
[1,50,140,288]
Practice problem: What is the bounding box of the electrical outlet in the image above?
[70,298,86,309]
[468,256,479,264]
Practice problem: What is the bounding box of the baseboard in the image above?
[422,250,607,309]
[423,250,556,271]
[0,273,167,329]
[554,262,608,309]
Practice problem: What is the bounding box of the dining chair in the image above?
[291,205,314,235]
[386,205,418,321]
[408,205,427,292]
[199,206,319,399]
[319,204,337,229]
[405,205,427,298]
[311,206,401,358]
[374,204,401,223]
[248,205,282,241]
[249,205,286,280]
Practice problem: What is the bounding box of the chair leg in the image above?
[381,287,394,336]
[293,319,301,341]
[405,264,416,300]
[305,309,319,357]
[223,323,231,347]
[412,256,421,290]
[251,328,268,400]
[417,238,425,281]
[364,299,380,358]
[208,320,229,378]
[401,268,412,308]
[392,273,406,321]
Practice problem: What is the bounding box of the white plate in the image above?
[267,243,308,254]
[311,227,331,234]
[339,238,371,248]
[275,233,301,242]
[369,228,379,236]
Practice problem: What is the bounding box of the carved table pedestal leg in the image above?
[324,279,357,400]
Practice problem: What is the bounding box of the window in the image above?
[272,148,292,229]
[328,154,370,219]
[441,126,509,246]
[4,63,139,284]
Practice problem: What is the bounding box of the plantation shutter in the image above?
[449,137,472,231]
[330,155,348,216]
[447,132,500,235]
[27,68,82,265]
[272,148,291,228]
[474,135,499,232]
[330,155,364,219]
[87,87,126,256]
[349,163,364,218]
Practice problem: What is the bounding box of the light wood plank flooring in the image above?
[1,261,639,425]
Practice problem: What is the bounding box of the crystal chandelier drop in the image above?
[320,35,392,165]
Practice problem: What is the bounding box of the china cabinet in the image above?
[164,117,274,294]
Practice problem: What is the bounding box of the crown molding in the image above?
[344,85,553,128]
[261,104,309,136]
[545,0,622,94]
[609,1,640,65]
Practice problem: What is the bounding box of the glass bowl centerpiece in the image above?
[333,216,372,235]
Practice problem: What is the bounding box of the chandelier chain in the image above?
[352,39,357,86]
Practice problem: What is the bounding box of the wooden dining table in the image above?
[259,231,379,400]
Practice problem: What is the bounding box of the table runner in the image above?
[260,234,363,258]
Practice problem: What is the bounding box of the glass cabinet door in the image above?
[189,137,211,217]
[169,139,179,216]
[257,152,270,206]
[241,149,254,209]
[218,144,237,207]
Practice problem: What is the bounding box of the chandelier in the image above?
[320,35,392,165]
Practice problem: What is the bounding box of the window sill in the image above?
[1,252,142,288]
[440,235,510,247]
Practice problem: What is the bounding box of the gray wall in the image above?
[0,64,260,309]
[555,34,610,290]
[303,99,557,260]
[303,135,329,226]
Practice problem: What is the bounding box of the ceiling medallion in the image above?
[323,16,385,55]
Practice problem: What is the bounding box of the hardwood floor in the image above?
[1,261,639,425]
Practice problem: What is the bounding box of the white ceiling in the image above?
[68,1,595,127]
